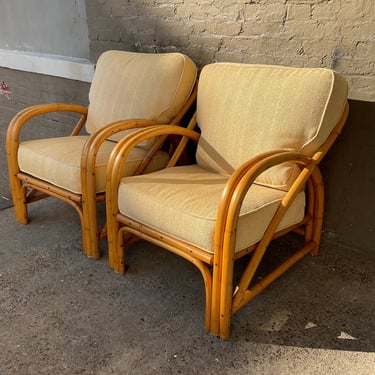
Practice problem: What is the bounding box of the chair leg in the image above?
[81,198,101,259]
[81,219,100,259]
[107,215,122,273]
[10,177,29,224]
[309,167,325,256]
[304,178,315,243]
[305,167,324,255]
[209,238,236,339]
[218,258,235,340]
[210,262,221,336]
[110,227,142,274]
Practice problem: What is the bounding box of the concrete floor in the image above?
[0,198,374,374]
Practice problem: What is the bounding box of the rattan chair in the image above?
[105,63,349,339]
[6,51,197,259]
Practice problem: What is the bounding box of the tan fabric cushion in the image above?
[196,63,348,190]
[85,51,197,148]
[18,136,169,194]
[118,165,305,254]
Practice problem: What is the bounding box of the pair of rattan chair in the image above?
[6,51,349,339]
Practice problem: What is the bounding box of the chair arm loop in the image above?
[106,125,200,209]
[6,103,88,143]
[6,104,88,175]
[80,119,164,199]
[81,119,162,168]
[214,150,314,257]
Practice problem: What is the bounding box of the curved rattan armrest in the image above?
[105,124,200,213]
[6,103,88,175]
[81,119,161,165]
[214,150,315,257]
[107,124,200,180]
[80,119,163,202]
[7,103,88,141]
[213,149,328,337]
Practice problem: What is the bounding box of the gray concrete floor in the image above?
[0,198,374,374]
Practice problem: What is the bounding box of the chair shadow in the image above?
[115,227,374,352]
[230,234,375,352]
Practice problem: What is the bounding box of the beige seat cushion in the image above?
[118,165,305,254]
[18,136,169,194]
[196,63,348,190]
[86,51,197,148]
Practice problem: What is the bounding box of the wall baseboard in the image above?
[0,49,94,82]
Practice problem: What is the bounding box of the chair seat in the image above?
[18,136,169,194]
[118,165,305,254]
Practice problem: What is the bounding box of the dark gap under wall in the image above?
[321,99,375,252]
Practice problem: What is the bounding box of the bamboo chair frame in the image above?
[6,82,198,259]
[106,102,349,339]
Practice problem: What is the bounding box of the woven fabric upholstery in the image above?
[196,63,348,190]
[118,165,305,254]
[18,136,169,194]
[85,51,197,148]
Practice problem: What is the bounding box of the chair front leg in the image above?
[81,195,101,259]
[214,249,236,340]
[107,214,122,273]
[310,166,325,256]
[10,175,29,224]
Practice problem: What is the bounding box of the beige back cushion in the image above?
[85,50,197,147]
[196,63,348,190]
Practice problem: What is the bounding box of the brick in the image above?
[242,20,285,35]
[287,4,311,20]
[213,21,243,37]
[312,2,341,21]
[147,4,176,19]
[356,40,375,59]
[346,75,375,102]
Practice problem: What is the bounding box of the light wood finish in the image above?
[6,83,198,259]
[106,103,349,339]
